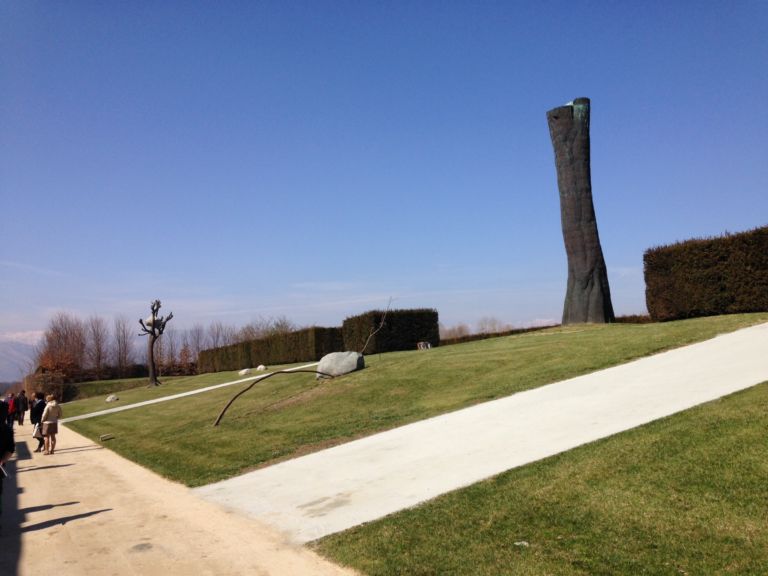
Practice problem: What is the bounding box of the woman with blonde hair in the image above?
[41,394,63,455]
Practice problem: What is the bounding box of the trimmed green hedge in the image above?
[644,225,768,321]
[198,327,343,373]
[342,308,440,354]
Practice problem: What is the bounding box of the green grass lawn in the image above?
[62,362,314,419]
[67,374,194,404]
[315,381,768,575]
[64,313,768,488]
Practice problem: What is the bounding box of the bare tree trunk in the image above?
[147,332,158,384]
[165,326,178,369]
[188,324,206,363]
[86,315,109,378]
[139,300,173,387]
[547,97,615,324]
[113,315,134,377]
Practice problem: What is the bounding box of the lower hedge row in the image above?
[198,308,442,373]
[197,327,343,373]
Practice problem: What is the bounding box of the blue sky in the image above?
[1,1,767,342]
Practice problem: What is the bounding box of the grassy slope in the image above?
[65,313,768,487]
[62,365,311,419]
[69,375,191,402]
[316,381,768,575]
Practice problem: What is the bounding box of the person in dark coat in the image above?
[15,390,29,425]
[0,402,16,519]
[29,391,46,453]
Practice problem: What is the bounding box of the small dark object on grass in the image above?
[99,433,115,441]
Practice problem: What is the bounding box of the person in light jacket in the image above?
[41,395,63,455]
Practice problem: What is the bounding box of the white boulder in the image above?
[316,351,364,379]
[238,368,251,376]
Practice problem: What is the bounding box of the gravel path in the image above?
[0,425,356,576]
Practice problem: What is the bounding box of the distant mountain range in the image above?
[0,340,36,382]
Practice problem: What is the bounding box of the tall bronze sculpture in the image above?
[139,299,173,386]
[547,98,615,323]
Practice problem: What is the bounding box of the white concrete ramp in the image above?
[194,323,768,544]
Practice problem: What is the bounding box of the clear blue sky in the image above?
[2,1,767,342]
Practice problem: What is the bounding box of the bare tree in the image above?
[86,315,109,377]
[235,316,299,344]
[439,322,471,340]
[154,331,166,377]
[113,315,135,377]
[236,318,272,343]
[207,321,225,349]
[188,324,206,362]
[179,332,194,374]
[164,325,178,369]
[139,300,173,386]
[206,321,238,349]
[37,312,87,376]
[476,316,512,334]
[222,324,237,346]
[268,315,296,336]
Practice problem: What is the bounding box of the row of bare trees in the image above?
[439,317,515,340]
[36,312,138,378]
[34,312,297,381]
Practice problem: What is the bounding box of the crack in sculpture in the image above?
[547,97,615,324]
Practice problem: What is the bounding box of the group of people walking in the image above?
[1,391,63,454]
[0,391,63,521]
[4,390,28,427]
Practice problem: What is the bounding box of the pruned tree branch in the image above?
[213,369,334,426]
[359,297,392,354]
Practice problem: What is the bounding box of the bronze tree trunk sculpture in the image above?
[139,300,173,386]
[546,97,615,324]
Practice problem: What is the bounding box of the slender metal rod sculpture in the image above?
[546,97,615,324]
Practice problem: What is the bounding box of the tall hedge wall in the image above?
[198,326,343,373]
[644,225,768,321]
[342,308,440,354]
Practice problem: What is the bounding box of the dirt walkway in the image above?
[0,426,357,576]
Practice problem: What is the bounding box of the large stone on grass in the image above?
[317,351,364,379]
